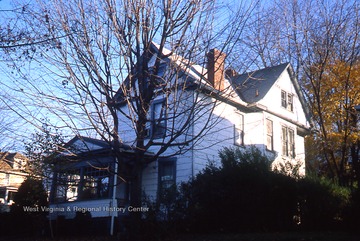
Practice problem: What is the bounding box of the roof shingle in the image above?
[231,63,289,103]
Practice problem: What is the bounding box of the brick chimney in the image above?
[207,49,226,91]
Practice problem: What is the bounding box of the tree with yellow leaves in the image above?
[305,61,360,186]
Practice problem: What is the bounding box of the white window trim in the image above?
[234,114,244,146]
[145,98,167,139]
[266,119,273,151]
[281,90,294,112]
[281,125,295,158]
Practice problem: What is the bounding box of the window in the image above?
[281,90,287,108]
[5,174,10,185]
[234,115,244,146]
[81,167,110,200]
[7,191,16,204]
[288,129,295,157]
[266,119,273,151]
[287,94,293,111]
[281,90,293,111]
[158,159,176,197]
[149,62,167,88]
[54,167,110,203]
[281,126,295,158]
[151,99,167,139]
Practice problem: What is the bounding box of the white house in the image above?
[0,152,29,212]
[116,44,312,199]
[48,43,312,233]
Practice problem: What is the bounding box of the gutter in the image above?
[247,103,311,136]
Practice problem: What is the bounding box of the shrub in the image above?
[181,146,298,233]
[142,146,353,236]
[9,177,48,236]
[180,147,351,233]
[11,177,48,212]
[297,175,351,230]
[344,188,360,231]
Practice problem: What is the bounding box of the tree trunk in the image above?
[128,160,144,241]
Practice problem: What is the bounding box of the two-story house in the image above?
[116,44,311,199]
[48,43,311,233]
[0,152,29,212]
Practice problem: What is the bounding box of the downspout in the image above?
[191,91,195,178]
[262,111,266,156]
[110,153,118,235]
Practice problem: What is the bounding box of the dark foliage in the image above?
[343,188,360,231]
[0,177,48,237]
[180,146,298,233]
[297,175,351,231]
[141,146,354,237]
[11,177,48,212]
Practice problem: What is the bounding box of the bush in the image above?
[180,146,298,233]
[297,175,351,231]
[142,146,353,237]
[7,177,49,236]
[344,188,360,231]
[11,177,48,212]
[179,147,352,233]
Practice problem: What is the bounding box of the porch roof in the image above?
[53,136,154,171]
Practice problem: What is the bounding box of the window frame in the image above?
[281,90,287,108]
[234,114,244,146]
[7,191,16,204]
[53,166,111,203]
[148,62,167,88]
[266,119,273,151]
[287,93,293,111]
[158,158,177,198]
[281,90,294,112]
[150,98,167,139]
[281,125,295,158]
[288,128,295,158]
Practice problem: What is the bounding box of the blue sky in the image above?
[0,0,258,152]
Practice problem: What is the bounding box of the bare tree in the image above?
[236,0,360,185]
[2,0,257,237]
[0,93,25,151]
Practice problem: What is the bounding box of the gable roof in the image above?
[58,136,154,159]
[113,44,312,130]
[0,152,26,161]
[0,152,27,172]
[59,136,115,158]
[230,63,313,129]
[231,63,289,103]
[113,42,215,104]
[0,158,12,171]
[64,136,110,150]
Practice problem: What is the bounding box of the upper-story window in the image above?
[234,114,244,146]
[149,62,167,88]
[5,173,10,185]
[281,126,295,158]
[281,90,293,112]
[266,119,273,151]
[150,99,167,139]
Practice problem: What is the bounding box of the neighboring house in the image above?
[48,43,312,232]
[0,152,29,212]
